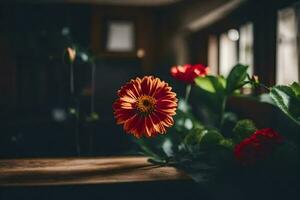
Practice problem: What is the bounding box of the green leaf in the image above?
[219,139,234,150]
[183,128,224,151]
[183,127,206,146]
[290,82,300,99]
[258,93,276,105]
[233,119,257,143]
[195,76,215,93]
[200,130,224,148]
[195,75,226,94]
[226,64,249,94]
[270,85,300,125]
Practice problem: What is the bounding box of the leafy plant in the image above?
[225,64,249,94]
[135,64,253,165]
[233,119,257,143]
[194,64,249,128]
[269,82,300,125]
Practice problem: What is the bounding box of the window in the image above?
[208,35,218,75]
[106,20,135,52]
[276,7,299,84]
[209,22,253,77]
[239,22,254,75]
[219,31,238,76]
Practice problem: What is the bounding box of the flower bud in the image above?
[66,47,76,63]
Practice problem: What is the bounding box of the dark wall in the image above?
[0,3,175,158]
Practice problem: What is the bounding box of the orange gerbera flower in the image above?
[113,76,178,138]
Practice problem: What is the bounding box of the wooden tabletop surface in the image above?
[0,156,191,187]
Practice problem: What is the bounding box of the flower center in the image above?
[136,95,156,115]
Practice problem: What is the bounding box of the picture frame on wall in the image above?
[102,18,137,55]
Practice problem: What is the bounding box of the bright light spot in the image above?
[184,118,193,130]
[69,108,76,115]
[62,27,70,36]
[178,99,188,112]
[228,29,239,41]
[52,108,67,122]
[137,48,145,58]
[162,139,173,157]
[80,53,89,61]
[178,143,185,151]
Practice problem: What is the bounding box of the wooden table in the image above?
[0,156,191,187]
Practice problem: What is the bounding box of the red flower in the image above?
[170,64,209,84]
[113,76,178,138]
[234,128,283,165]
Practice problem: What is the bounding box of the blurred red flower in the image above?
[170,64,209,84]
[113,76,178,138]
[234,128,283,165]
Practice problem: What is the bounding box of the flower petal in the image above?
[113,76,177,138]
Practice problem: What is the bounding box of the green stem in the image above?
[70,62,74,95]
[69,61,80,156]
[259,83,271,91]
[246,74,270,91]
[75,99,81,156]
[91,62,96,114]
[185,84,192,103]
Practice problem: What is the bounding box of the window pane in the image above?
[107,21,135,52]
[239,22,254,75]
[276,7,299,84]
[219,32,238,76]
[208,35,218,75]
